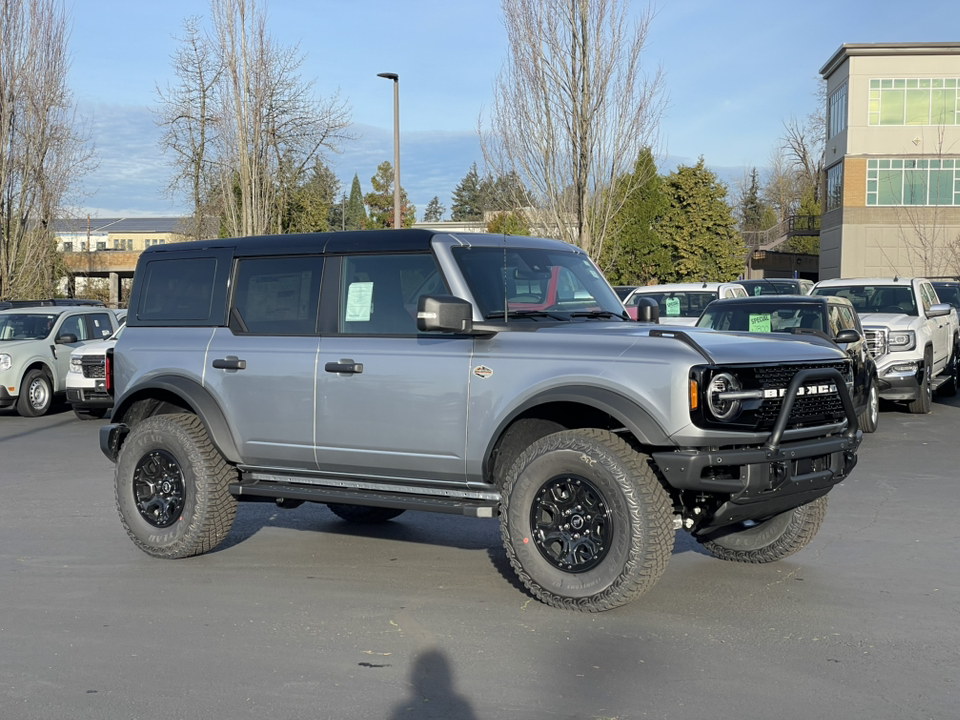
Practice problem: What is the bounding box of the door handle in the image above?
[212,356,247,370]
[325,359,363,374]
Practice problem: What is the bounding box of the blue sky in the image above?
[68,0,960,219]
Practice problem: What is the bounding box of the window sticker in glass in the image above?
[749,313,772,333]
[345,282,374,322]
[665,297,681,316]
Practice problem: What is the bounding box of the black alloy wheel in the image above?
[530,475,612,573]
[133,449,185,528]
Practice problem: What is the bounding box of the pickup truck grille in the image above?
[81,357,106,379]
[738,361,850,430]
[863,328,886,358]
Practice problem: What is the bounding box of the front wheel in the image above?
[907,351,933,414]
[114,413,238,558]
[937,342,958,397]
[858,379,879,433]
[500,428,674,612]
[698,495,828,563]
[17,369,53,417]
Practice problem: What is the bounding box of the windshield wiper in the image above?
[570,310,628,320]
[486,310,570,321]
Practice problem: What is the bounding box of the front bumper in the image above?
[66,385,114,408]
[652,368,862,533]
[0,385,14,409]
[875,357,923,401]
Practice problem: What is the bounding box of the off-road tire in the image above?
[115,413,237,558]
[937,341,958,397]
[73,406,108,420]
[500,428,674,612]
[907,349,933,414]
[17,369,53,417]
[858,379,879,433]
[327,504,406,523]
[698,495,828,563]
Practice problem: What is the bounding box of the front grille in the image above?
[81,357,105,379]
[733,361,850,430]
[863,328,886,358]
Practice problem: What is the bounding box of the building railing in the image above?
[742,215,821,251]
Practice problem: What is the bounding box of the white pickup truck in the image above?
[812,277,959,413]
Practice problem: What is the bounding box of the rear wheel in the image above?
[326,504,406,523]
[858,379,879,433]
[698,496,828,563]
[500,428,674,612]
[17,369,53,417]
[907,350,933,414]
[115,413,237,558]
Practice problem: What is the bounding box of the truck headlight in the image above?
[889,331,916,352]
[707,372,743,421]
[69,356,82,374]
[0,354,10,372]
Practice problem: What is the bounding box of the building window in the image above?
[126,239,133,251]
[96,241,106,251]
[62,242,73,252]
[869,78,959,126]
[828,82,847,139]
[867,158,959,206]
[826,162,843,212]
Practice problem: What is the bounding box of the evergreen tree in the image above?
[286,160,339,233]
[486,210,530,236]
[599,149,669,285]
[424,196,445,222]
[365,161,416,228]
[479,171,530,212]
[658,158,746,282]
[740,168,766,232]
[344,174,367,230]
[451,163,483,221]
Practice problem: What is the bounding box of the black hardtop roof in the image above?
[138,229,579,258]
[706,295,842,307]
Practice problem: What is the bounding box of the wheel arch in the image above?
[20,360,55,389]
[112,375,242,464]
[482,385,671,485]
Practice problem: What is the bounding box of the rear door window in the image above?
[231,256,324,335]
[85,313,114,339]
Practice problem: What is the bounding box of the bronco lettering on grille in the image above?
[762,383,837,399]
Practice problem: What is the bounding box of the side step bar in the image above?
[230,480,501,518]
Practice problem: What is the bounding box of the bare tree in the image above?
[155,16,222,241]
[0,0,95,299]
[481,0,665,258]
[781,78,827,209]
[156,0,353,240]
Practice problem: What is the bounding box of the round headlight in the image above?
[707,372,742,421]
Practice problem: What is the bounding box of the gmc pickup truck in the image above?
[812,277,959,412]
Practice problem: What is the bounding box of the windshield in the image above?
[812,285,917,316]
[0,313,57,341]
[452,247,627,321]
[741,280,802,296]
[629,291,717,319]
[698,302,825,333]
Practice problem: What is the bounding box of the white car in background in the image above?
[623,282,748,324]
[66,325,123,420]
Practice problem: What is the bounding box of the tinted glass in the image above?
[138,257,217,321]
[932,283,960,309]
[812,285,918,316]
[232,256,323,335]
[698,302,825,333]
[0,313,58,340]
[58,315,88,341]
[636,291,717,319]
[339,253,444,335]
[86,313,114,339]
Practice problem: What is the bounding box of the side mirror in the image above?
[634,297,660,323]
[56,333,78,344]
[833,328,861,345]
[417,295,474,333]
[928,302,952,318]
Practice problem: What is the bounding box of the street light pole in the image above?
[377,72,401,228]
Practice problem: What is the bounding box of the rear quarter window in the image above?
[137,257,218,322]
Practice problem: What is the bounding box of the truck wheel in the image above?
[500,428,674,612]
[698,495,828,563]
[16,369,53,417]
[73,406,108,420]
[907,350,933,414]
[327,504,406,523]
[937,342,958,397]
[858,379,879,433]
[114,413,237,558]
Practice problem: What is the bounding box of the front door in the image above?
[315,253,472,485]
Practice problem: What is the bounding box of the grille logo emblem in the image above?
[763,383,837,399]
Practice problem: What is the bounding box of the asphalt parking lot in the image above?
[1,397,958,720]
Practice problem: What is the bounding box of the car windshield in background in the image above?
[452,247,627,321]
[741,280,806,296]
[0,314,57,341]
[812,285,918,316]
[698,302,825,333]
[630,291,717,319]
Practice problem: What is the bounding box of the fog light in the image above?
[889,362,918,373]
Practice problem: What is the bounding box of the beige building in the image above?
[820,43,960,279]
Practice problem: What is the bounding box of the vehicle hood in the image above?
[0,339,46,355]
[531,322,848,365]
[858,313,920,329]
[69,338,118,358]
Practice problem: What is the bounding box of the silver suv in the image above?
[100,230,862,611]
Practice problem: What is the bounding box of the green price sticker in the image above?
[749,313,772,333]
[665,297,681,316]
